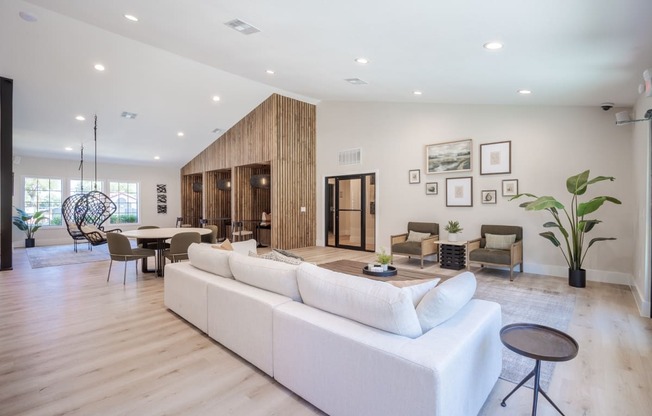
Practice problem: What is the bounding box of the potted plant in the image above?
[12,207,47,248]
[376,248,392,271]
[511,170,621,287]
[445,220,463,242]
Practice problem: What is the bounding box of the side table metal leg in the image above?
[501,368,536,407]
[539,389,566,416]
[532,359,541,415]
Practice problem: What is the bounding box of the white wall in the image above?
[11,156,181,246]
[630,94,652,316]
[317,102,635,285]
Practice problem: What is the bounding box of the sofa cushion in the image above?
[297,263,423,338]
[400,278,441,306]
[416,271,477,331]
[229,252,302,302]
[485,233,516,250]
[188,242,234,278]
[469,248,512,265]
[407,230,430,242]
[232,239,258,256]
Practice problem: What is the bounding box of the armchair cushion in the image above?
[407,230,431,242]
[391,241,423,256]
[469,248,512,265]
[485,233,516,250]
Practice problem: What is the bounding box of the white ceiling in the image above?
[2,0,652,167]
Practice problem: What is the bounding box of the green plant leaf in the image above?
[509,193,538,201]
[543,221,569,238]
[524,196,564,211]
[586,176,615,185]
[579,219,601,233]
[577,196,622,216]
[539,231,561,247]
[586,237,616,250]
[566,170,590,195]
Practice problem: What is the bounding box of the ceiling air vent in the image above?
[338,148,361,165]
[344,78,368,85]
[121,111,137,119]
[224,19,260,35]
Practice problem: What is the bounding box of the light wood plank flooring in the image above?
[1,247,650,416]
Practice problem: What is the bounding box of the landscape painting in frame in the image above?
[426,138,472,174]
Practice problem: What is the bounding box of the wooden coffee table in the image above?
[319,259,440,284]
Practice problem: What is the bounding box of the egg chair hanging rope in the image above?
[61,115,121,250]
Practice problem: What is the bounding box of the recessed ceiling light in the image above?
[413,90,423,96]
[124,14,139,22]
[18,11,38,22]
[65,147,73,151]
[355,57,369,64]
[266,69,275,75]
[212,128,223,134]
[224,19,260,35]
[517,89,532,95]
[75,115,85,121]
[483,42,503,50]
[177,132,184,137]
[94,64,105,71]
[154,156,160,160]
[212,95,220,102]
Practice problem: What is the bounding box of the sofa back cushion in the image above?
[232,239,258,256]
[416,271,477,332]
[296,263,423,338]
[407,221,439,236]
[229,252,302,302]
[188,242,234,278]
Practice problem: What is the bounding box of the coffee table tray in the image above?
[363,266,398,277]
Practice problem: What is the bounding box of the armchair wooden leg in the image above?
[420,257,424,269]
[509,266,514,281]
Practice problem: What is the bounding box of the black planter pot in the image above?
[25,238,35,248]
[568,268,586,288]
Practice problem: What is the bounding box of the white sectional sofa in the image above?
[164,241,502,416]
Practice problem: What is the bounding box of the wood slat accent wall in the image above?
[205,170,231,221]
[180,94,315,249]
[181,173,202,227]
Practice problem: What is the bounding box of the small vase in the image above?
[568,268,586,288]
[448,233,458,242]
[25,238,35,248]
[382,264,388,271]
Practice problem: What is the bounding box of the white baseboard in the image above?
[630,281,651,317]
[524,263,632,286]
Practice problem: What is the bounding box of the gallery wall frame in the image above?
[409,169,421,184]
[480,140,511,175]
[502,179,518,197]
[481,190,497,204]
[426,138,472,174]
[446,177,473,207]
[426,182,438,195]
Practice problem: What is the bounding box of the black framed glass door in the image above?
[325,173,375,251]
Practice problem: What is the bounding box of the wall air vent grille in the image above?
[224,19,261,35]
[338,148,361,165]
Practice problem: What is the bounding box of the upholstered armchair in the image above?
[468,225,523,281]
[390,222,439,268]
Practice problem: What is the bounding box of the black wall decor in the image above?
[157,183,167,215]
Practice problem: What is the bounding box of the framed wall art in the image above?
[446,177,473,207]
[425,182,438,195]
[502,179,519,197]
[480,140,511,175]
[481,190,497,204]
[426,138,472,174]
[409,169,421,184]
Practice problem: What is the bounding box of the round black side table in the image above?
[500,323,579,416]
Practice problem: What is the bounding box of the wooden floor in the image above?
[1,247,650,416]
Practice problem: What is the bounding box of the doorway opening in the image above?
[325,173,375,251]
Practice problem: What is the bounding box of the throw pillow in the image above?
[406,230,431,242]
[416,271,477,332]
[398,278,441,306]
[273,248,304,261]
[485,233,516,250]
[250,250,302,265]
[212,238,233,251]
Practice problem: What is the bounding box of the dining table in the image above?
[121,227,211,276]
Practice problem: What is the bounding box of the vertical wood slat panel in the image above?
[181,94,314,249]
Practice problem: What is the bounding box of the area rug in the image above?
[474,277,576,390]
[26,244,110,268]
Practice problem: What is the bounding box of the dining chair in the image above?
[163,232,201,267]
[201,224,218,244]
[106,232,156,285]
[232,221,253,242]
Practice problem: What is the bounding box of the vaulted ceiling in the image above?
[2,0,651,167]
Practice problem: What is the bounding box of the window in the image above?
[70,179,102,195]
[24,177,63,226]
[109,181,139,224]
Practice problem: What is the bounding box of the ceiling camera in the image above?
[601,102,614,111]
